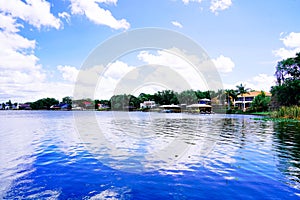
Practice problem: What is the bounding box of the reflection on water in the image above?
[273,122,300,188]
[0,111,300,199]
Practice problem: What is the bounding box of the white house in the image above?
[140,101,156,109]
[234,91,271,111]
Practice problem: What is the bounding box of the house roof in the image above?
[237,91,271,97]
[187,104,212,108]
[159,105,180,108]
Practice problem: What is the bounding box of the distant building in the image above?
[98,104,110,109]
[140,101,156,109]
[234,91,271,111]
[159,104,181,113]
[19,104,32,110]
[186,98,212,113]
[83,101,93,109]
[50,103,71,110]
[198,98,211,105]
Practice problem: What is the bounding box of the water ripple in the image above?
[1,111,300,199]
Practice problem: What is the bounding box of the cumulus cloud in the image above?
[104,60,134,79]
[0,1,66,102]
[71,61,135,100]
[70,0,130,30]
[171,21,183,28]
[224,74,276,92]
[210,0,232,14]
[212,55,235,73]
[0,12,39,72]
[280,32,300,48]
[76,51,215,100]
[137,50,210,91]
[58,12,71,24]
[273,32,300,60]
[57,65,79,82]
[0,0,61,29]
[0,12,23,33]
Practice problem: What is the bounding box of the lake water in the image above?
[0,111,300,199]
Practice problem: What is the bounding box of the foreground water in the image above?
[0,111,300,199]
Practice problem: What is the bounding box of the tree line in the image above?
[2,52,299,112]
[108,90,212,111]
[271,52,300,108]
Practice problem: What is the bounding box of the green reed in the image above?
[271,106,300,120]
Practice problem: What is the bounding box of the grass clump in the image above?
[271,106,300,120]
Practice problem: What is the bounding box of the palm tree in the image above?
[236,83,250,111]
[225,89,237,110]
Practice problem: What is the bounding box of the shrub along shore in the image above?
[270,106,300,120]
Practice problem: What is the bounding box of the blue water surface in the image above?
[0,111,300,199]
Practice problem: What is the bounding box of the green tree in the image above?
[31,98,59,110]
[236,83,250,111]
[250,91,271,112]
[195,90,210,100]
[62,96,72,105]
[271,52,300,108]
[225,89,237,110]
[94,99,111,109]
[153,90,179,105]
[275,52,300,85]
[110,94,140,111]
[138,93,154,102]
[177,90,198,105]
[6,100,12,109]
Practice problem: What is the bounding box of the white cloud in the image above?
[0,70,45,85]
[137,50,210,91]
[72,61,135,100]
[57,65,79,82]
[95,61,135,99]
[105,60,134,79]
[181,0,232,14]
[0,0,61,29]
[182,0,203,5]
[58,12,71,24]
[0,12,23,33]
[210,0,232,14]
[280,32,300,48]
[273,47,300,60]
[171,21,183,28]
[273,32,300,60]
[0,5,64,103]
[70,0,130,30]
[0,12,39,72]
[224,74,275,92]
[212,55,235,73]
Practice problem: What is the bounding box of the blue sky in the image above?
[0,0,300,102]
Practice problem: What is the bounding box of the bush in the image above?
[271,106,300,120]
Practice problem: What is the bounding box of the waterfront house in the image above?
[83,101,93,109]
[98,103,110,110]
[198,98,211,105]
[140,101,156,109]
[19,103,32,110]
[5,104,10,110]
[50,103,71,110]
[187,104,212,113]
[159,104,181,113]
[187,98,212,113]
[234,91,271,111]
